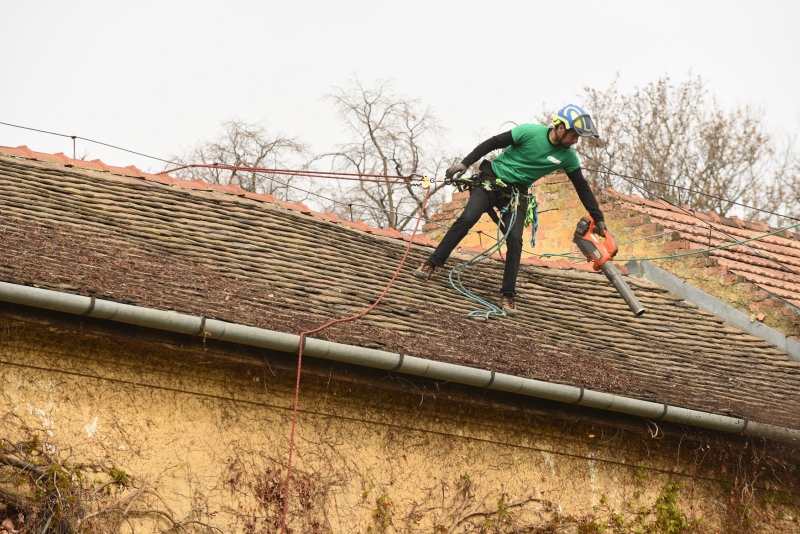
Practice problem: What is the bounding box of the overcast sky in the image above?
[2,0,799,176]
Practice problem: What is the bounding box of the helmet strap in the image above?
[551,124,565,145]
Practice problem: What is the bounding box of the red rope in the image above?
[158,163,416,184]
[279,186,432,533]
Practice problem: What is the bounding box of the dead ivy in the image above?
[0,434,221,533]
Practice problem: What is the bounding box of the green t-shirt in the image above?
[490,123,580,188]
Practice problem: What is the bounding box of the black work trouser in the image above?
[426,187,527,295]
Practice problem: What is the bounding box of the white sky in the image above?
[2,0,799,175]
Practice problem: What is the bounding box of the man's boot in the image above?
[500,294,517,317]
[413,262,436,280]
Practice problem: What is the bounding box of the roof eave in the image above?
[1,280,798,445]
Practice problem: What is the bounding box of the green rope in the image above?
[540,221,800,263]
[449,191,519,320]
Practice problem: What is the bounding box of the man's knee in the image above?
[506,236,523,252]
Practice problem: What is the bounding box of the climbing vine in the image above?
[0,434,221,533]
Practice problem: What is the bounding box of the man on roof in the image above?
[413,104,607,317]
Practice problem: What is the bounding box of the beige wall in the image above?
[1,316,797,533]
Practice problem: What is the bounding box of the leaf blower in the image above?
[573,216,645,317]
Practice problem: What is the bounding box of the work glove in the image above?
[445,162,468,180]
[594,220,608,236]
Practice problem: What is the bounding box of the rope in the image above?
[159,162,418,185]
[280,184,432,533]
[448,191,520,320]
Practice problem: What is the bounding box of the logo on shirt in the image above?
[547,156,562,165]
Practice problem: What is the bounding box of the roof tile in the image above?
[34,151,73,165]
[142,172,178,186]
[310,211,342,223]
[208,183,246,196]
[105,164,146,178]
[2,147,800,433]
[276,200,312,214]
[370,227,404,239]
[72,159,110,172]
[243,190,278,203]
[174,178,211,191]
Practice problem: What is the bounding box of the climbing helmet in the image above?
[552,104,599,138]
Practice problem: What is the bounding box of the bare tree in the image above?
[319,78,449,231]
[758,135,800,226]
[171,118,309,200]
[571,74,799,224]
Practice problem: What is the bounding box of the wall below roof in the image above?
[1,315,798,532]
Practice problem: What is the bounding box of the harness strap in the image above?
[460,159,538,243]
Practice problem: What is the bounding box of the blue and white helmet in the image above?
[552,104,599,138]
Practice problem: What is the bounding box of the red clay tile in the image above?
[33,151,72,165]
[573,262,596,273]
[142,173,178,186]
[242,191,277,203]
[548,259,575,270]
[174,178,211,191]
[411,235,438,247]
[124,165,146,177]
[310,211,341,223]
[520,256,547,267]
[0,145,36,159]
[72,159,110,172]
[370,227,404,239]
[276,200,311,214]
[106,164,146,178]
[692,211,714,222]
[730,216,747,229]
[342,220,371,232]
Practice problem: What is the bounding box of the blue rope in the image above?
[448,191,519,320]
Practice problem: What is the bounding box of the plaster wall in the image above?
[1,318,797,533]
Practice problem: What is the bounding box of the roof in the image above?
[431,174,800,338]
[598,188,800,308]
[1,146,800,433]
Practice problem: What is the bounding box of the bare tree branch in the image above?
[318,78,450,231]
[572,74,799,225]
[171,118,309,201]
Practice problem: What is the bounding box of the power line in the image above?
[539,221,800,265]
[0,119,441,227]
[0,120,181,166]
[575,149,800,275]
[577,149,799,222]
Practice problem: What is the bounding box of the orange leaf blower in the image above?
[573,216,645,317]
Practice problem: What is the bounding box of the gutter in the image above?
[1,281,798,445]
[626,260,800,362]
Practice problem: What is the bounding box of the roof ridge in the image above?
[596,185,800,243]
[0,144,618,275]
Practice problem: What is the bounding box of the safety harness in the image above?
[444,162,540,319]
[448,189,521,319]
[452,161,539,247]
